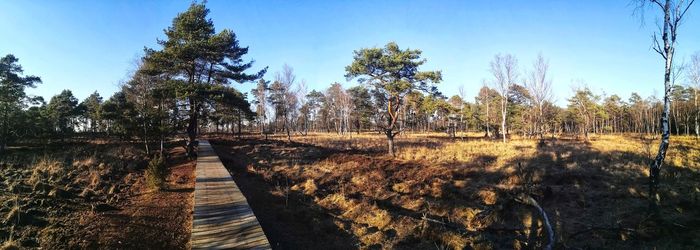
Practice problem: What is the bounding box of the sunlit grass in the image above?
[219,132,700,249]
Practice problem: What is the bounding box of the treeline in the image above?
[0,57,254,154]
[2,2,700,154]
[0,3,262,156]
[251,55,700,142]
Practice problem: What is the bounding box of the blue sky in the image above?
[2,0,699,106]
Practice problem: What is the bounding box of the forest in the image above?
[1,1,699,249]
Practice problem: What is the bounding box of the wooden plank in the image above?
[192,140,271,250]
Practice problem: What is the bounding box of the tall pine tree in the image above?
[143,2,266,156]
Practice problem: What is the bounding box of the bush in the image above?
[145,154,168,190]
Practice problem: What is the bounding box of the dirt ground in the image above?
[211,133,700,249]
[0,142,194,249]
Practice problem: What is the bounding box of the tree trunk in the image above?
[650,0,673,212]
[485,98,491,138]
[501,98,507,143]
[386,129,395,156]
[695,87,699,137]
[186,97,198,157]
[143,121,149,155]
[237,110,242,139]
[284,113,291,142]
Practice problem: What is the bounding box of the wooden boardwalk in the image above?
[192,140,271,250]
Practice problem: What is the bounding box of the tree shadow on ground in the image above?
[502,139,700,249]
[210,137,700,249]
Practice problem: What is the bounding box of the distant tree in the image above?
[251,79,270,139]
[603,94,624,133]
[404,91,426,132]
[325,82,353,135]
[542,101,562,137]
[458,85,468,133]
[345,42,442,156]
[448,95,465,136]
[421,94,441,132]
[628,93,647,133]
[102,91,138,138]
[79,91,103,134]
[305,90,325,132]
[124,65,177,154]
[143,2,266,156]
[490,53,519,143]
[670,85,692,135]
[568,87,596,141]
[347,86,374,134]
[0,54,42,151]
[47,90,79,138]
[20,102,51,140]
[687,52,700,136]
[269,65,298,142]
[295,80,309,135]
[525,53,553,139]
[508,84,532,137]
[476,84,501,138]
[209,85,255,138]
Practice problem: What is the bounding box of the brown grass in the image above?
[211,132,700,249]
[0,141,193,249]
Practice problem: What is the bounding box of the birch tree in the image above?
[525,53,553,140]
[490,54,519,143]
[687,52,700,137]
[635,0,695,210]
[251,79,270,139]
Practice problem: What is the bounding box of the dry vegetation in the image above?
[0,142,194,249]
[212,133,700,249]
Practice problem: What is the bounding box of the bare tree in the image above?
[490,54,519,143]
[326,82,354,135]
[296,80,309,135]
[481,80,491,138]
[458,84,466,134]
[687,52,700,137]
[635,0,695,210]
[252,79,269,139]
[270,64,298,142]
[526,53,554,140]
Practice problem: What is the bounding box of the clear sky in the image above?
[2,0,700,106]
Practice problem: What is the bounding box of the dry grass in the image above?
[0,142,153,248]
[213,132,700,249]
[0,240,21,250]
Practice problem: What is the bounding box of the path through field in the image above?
[191,140,270,249]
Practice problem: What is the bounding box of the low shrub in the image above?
[145,154,168,190]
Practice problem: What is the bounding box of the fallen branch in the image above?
[517,194,555,250]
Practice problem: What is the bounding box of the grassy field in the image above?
[211,132,700,249]
[0,141,194,249]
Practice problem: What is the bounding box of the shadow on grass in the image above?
[210,137,700,249]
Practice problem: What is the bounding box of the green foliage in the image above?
[142,2,265,153]
[79,92,103,133]
[345,42,442,154]
[567,87,597,124]
[251,79,270,122]
[0,54,42,149]
[347,85,374,130]
[47,90,78,136]
[101,91,138,137]
[345,42,442,99]
[145,154,168,190]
